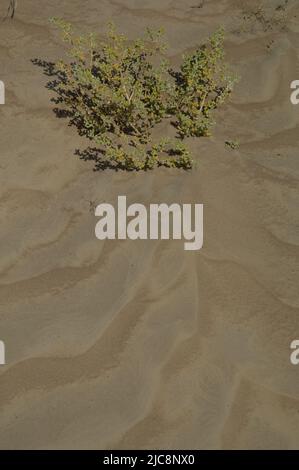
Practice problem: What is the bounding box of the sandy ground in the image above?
[0,0,299,450]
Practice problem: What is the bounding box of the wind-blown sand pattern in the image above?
[0,0,299,449]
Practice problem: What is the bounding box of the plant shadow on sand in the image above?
[31,58,72,121]
[32,58,130,171]
[32,20,234,173]
[75,147,140,172]
[32,58,191,172]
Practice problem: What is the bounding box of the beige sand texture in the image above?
[0,0,299,450]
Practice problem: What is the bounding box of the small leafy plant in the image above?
[225,139,240,150]
[44,19,235,170]
[170,30,235,139]
[236,2,289,34]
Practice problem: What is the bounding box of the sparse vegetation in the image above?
[235,1,289,34]
[170,30,234,139]
[40,19,235,171]
[225,139,240,150]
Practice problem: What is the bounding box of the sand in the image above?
[0,0,299,450]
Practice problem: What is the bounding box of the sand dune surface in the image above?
[0,0,299,449]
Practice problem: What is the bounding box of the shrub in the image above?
[170,29,235,138]
[46,18,235,170]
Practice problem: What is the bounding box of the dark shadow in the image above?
[32,58,189,171]
[75,148,137,172]
[31,59,57,78]
[32,58,95,137]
